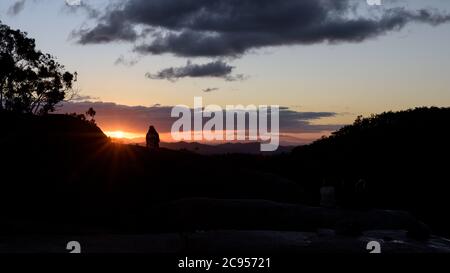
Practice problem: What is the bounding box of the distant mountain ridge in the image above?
[159,141,295,155]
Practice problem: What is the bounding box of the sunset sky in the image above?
[1,0,450,144]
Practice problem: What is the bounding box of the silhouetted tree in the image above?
[86,107,96,124]
[0,21,75,114]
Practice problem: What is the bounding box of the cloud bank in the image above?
[58,101,343,138]
[73,0,450,58]
[10,0,450,80]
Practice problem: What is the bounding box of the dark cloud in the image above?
[146,60,245,82]
[70,94,100,102]
[73,19,138,44]
[8,0,26,16]
[278,109,341,133]
[63,0,100,18]
[73,0,450,58]
[202,87,219,93]
[58,101,343,136]
[114,55,139,66]
[8,0,99,18]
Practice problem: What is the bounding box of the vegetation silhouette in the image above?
[86,107,96,124]
[280,107,450,235]
[0,21,75,114]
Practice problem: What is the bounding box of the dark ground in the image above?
[1,108,450,253]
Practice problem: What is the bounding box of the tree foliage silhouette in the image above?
[0,21,75,115]
[86,107,96,124]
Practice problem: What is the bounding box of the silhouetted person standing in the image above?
[146,126,160,150]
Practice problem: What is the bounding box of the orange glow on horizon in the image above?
[102,129,328,144]
[104,131,144,140]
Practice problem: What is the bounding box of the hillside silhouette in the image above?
[280,107,450,235]
[1,107,450,247]
[0,111,307,235]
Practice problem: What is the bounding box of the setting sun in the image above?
[116,131,126,138]
[106,131,125,139]
[104,131,144,140]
